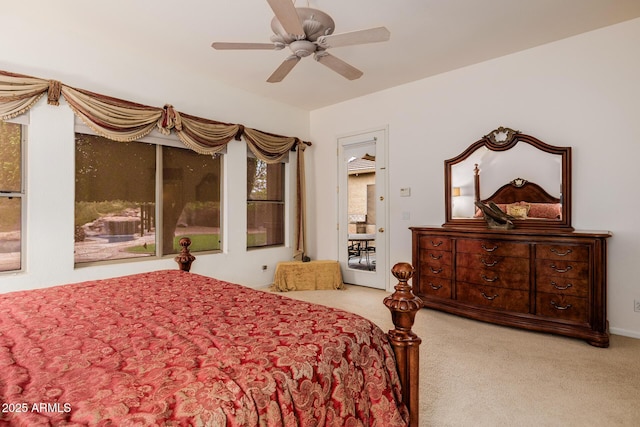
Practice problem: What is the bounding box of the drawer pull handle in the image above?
[429,282,443,290]
[551,300,572,310]
[431,240,444,247]
[481,292,499,301]
[550,264,573,273]
[481,274,499,282]
[550,248,573,256]
[430,253,443,260]
[551,281,573,291]
[481,244,498,252]
[430,267,443,274]
[481,258,498,267]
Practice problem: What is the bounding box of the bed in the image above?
[0,241,421,426]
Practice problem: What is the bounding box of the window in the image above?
[161,145,221,255]
[247,156,284,248]
[74,133,221,264]
[0,121,24,272]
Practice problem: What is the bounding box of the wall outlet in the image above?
[635,300,640,312]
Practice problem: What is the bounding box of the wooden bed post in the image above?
[474,163,480,203]
[384,262,423,427]
[174,237,195,272]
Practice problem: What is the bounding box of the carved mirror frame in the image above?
[444,127,573,230]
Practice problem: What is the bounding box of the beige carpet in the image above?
[275,284,640,427]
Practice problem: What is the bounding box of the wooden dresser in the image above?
[411,226,611,347]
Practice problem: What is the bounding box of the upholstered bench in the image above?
[271,260,344,291]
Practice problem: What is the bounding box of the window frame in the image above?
[0,115,28,274]
[74,121,224,267]
[246,152,288,250]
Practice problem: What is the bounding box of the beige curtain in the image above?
[61,86,164,141]
[61,87,242,151]
[0,71,60,119]
[175,111,242,155]
[293,143,307,259]
[243,127,299,162]
[0,68,309,259]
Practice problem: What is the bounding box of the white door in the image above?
[338,129,387,289]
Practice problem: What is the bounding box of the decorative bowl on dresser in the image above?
[411,127,612,347]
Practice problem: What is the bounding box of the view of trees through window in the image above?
[75,134,221,264]
[247,157,284,248]
[161,145,221,255]
[0,121,22,272]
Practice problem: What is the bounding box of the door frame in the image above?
[337,127,389,290]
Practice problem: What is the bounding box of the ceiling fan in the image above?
[211,0,390,83]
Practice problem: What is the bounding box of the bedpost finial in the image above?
[175,237,196,272]
[385,263,423,335]
[391,262,414,282]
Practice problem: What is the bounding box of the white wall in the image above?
[0,17,309,291]
[309,18,640,338]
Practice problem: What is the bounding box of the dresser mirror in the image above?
[444,127,573,230]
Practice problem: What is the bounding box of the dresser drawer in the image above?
[535,259,589,280]
[457,238,529,258]
[420,250,453,266]
[420,260,452,279]
[456,267,529,290]
[419,236,452,251]
[457,252,529,275]
[457,282,529,313]
[535,244,589,261]
[536,276,589,298]
[418,276,452,299]
[536,293,588,323]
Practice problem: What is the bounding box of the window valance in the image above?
[0,69,309,259]
[0,71,57,118]
[0,70,309,152]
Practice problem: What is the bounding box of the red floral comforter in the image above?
[0,270,408,426]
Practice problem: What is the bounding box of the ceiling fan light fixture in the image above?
[212,0,390,83]
[289,39,315,57]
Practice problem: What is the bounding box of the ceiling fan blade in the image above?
[266,0,305,37]
[316,27,390,49]
[314,52,363,80]
[211,42,281,50]
[267,56,301,83]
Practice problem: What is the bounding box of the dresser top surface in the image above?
[410,225,612,239]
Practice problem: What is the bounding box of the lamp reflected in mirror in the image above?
[452,187,462,217]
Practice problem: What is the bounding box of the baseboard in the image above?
[609,327,640,340]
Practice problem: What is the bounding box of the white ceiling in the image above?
[8,1,640,111]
